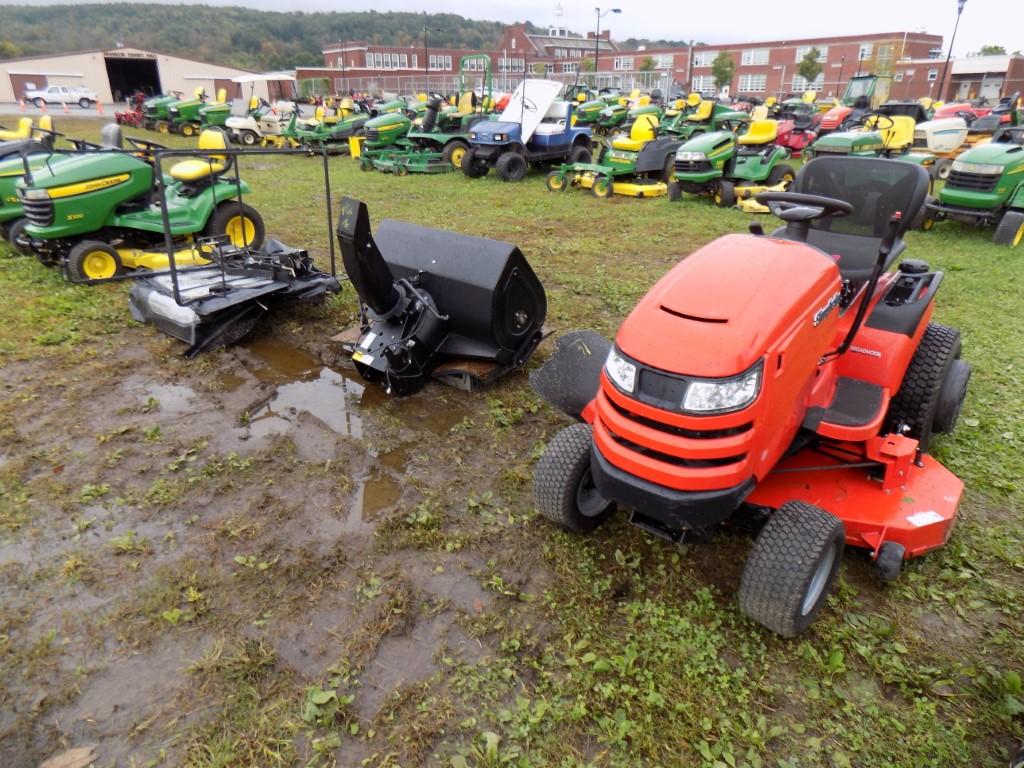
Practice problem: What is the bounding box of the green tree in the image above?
[639,56,656,72]
[532,61,546,76]
[579,58,595,73]
[711,51,735,91]
[977,44,1007,55]
[796,46,823,86]
[0,40,21,60]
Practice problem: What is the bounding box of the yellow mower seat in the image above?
[738,119,779,145]
[686,100,714,122]
[612,114,659,152]
[750,105,769,121]
[450,91,476,117]
[0,117,33,141]
[870,115,915,150]
[170,130,228,182]
[33,115,53,138]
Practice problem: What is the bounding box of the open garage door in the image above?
[105,56,161,103]
[9,74,47,100]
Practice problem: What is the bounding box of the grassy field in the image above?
[0,116,1021,767]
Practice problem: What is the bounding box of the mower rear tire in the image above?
[767,164,796,188]
[7,219,31,255]
[442,139,470,169]
[461,148,489,178]
[713,180,736,208]
[205,203,266,251]
[667,181,682,202]
[0,222,7,242]
[67,241,124,281]
[180,123,196,138]
[661,155,675,183]
[533,423,614,534]
[156,121,170,134]
[875,541,906,582]
[240,130,258,146]
[569,145,592,164]
[591,176,613,199]
[738,501,845,637]
[888,323,966,447]
[934,358,971,435]
[545,171,568,192]
[993,210,1024,247]
[911,196,936,230]
[495,152,528,182]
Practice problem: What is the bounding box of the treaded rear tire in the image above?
[533,423,614,533]
[461,147,489,178]
[886,322,963,449]
[569,145,592,164]
[495,151,528,182]
[993,210,1024,247]
[739,501,845,637]
[767,164,796,187]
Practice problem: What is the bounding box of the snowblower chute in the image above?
[336,197,546,395]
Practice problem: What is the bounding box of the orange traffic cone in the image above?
[95,100,104,115]
[62,101,69,114]
[39,101,47,113]
[18,99,25,112]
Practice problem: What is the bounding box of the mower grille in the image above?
[946,170,999,193]
[606,428,746,469]
[607,398,753,440]
[912,136,928,149]
[363,128,384,142]
[20,195,53,227]
[674,159,712,174]
[810,148,850,157]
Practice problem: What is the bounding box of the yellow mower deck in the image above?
[734,181,789,214]
[576,173,667,198]
[116,244,212,271]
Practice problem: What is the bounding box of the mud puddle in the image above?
[245,367,369,439]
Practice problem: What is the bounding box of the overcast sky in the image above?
[8,0,1022,57]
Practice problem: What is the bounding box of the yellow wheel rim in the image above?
[450,146,466,168]
[548,175,564,191]
[922,218,934,231]
[182,124,193,136]
[158,123,169,134]
[225,216,256,246]
[82,250,116,279]
[1014,222,1024,247]
[714,190,722,204]
[783,173,795,184]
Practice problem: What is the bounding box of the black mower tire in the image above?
[911,195,937,230]
[934,358,971,435]
[7,219,31,255]
[533,423,614,534]
[661,154,675,183]
[204,202,266,251]
[887,322,966,448]
[441,139,470,169]
[667,180,682,202]
[545,170,568,192]
[240,130,259,146]
[66,240,124,282]
[0,222,7,242]
[767,164,797,188]
[591,176,613,199]
[713,179,736,208]
[569,145,592,164]
[875,541,906,582]
[993,210,1024,247]
[180,123,197,138]
[738,501,845,637]
[461,147,489,178]
[495,152,528,182]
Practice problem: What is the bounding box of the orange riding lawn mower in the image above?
[531,156,971,636]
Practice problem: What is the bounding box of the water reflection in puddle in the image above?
[342,473,404,533]
[246,368,366,439]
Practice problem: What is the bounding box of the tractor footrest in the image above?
[805,377,886,432]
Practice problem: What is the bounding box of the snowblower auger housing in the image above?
[336,197,547,395]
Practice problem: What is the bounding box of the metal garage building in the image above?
[0,46,294,106]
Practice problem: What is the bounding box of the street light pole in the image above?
[423,27,429,93]
[938,0,967,102]
[593,7,621,88]
[836,55,846,98]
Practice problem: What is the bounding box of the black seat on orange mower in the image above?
[772,156,929,285]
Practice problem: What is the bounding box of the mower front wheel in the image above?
[533,423,614,534]
[911,196,937,231]
[495,152,528,182]
[875,541,906,582]
[993,210,1024,247]
[67,240,124,282]
[7,219,31,255]
[180,123,197,138]
[545,171,568,192]
[712,180,736,208]
[667,181,682,202]
[767,164,796,188]
[205,203,266,251]
[591,176,613,199]
[240,130,259,146]
[738,501,845,637]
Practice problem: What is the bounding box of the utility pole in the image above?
[938,0,967,102]
[593,7,621,88]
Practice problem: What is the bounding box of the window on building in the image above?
[614,56,634,71]
[365,52,373,68]
[498,57,525,73]
[927,68,938,81]
[795,45,828,63]
[741,48,769,66]
[654,54,673,69]
[544,63,554,74]
[511,38,516,49]
[858,43,873,61]
[692,52,712,68]
[877,44,893,67]
[691,75,715,92]
[562,62,578,73]
[383,53,391,69]
[555,48,567,58]
[411,54,418,69]
[400,54,408,68]
[571,48,582,58]
[374,52,383,69]
[894,71,904,82]
[738,73,767,92]
[791,73,825,92]
[429,55,452,71]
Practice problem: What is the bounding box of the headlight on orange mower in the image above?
[682,360,763,414]
[605,347,637,393]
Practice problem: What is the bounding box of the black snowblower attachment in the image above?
[336,197,546,395]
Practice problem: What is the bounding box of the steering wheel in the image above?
[519,97,538,112]
[864,112,896,131]
[755,191,854,224]
[126,136,167,153]
[70,138,102,150]
[954,110,977,125]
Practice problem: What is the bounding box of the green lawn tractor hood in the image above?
[575,99,606,124]
[810,128,887,155]
[940,141,1024,209]
[363,112,412,148]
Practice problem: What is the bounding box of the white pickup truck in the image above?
[24,84,98,109]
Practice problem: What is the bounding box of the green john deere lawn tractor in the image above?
[668,119,796,207]
[921,123,1024,246]
[197,89,235,130]
[15,128,265,280]
[168,88,214,137]
[142,91,184,132]
[545,113,680,198]
[660,98,750,141]
[805,113,937,176]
